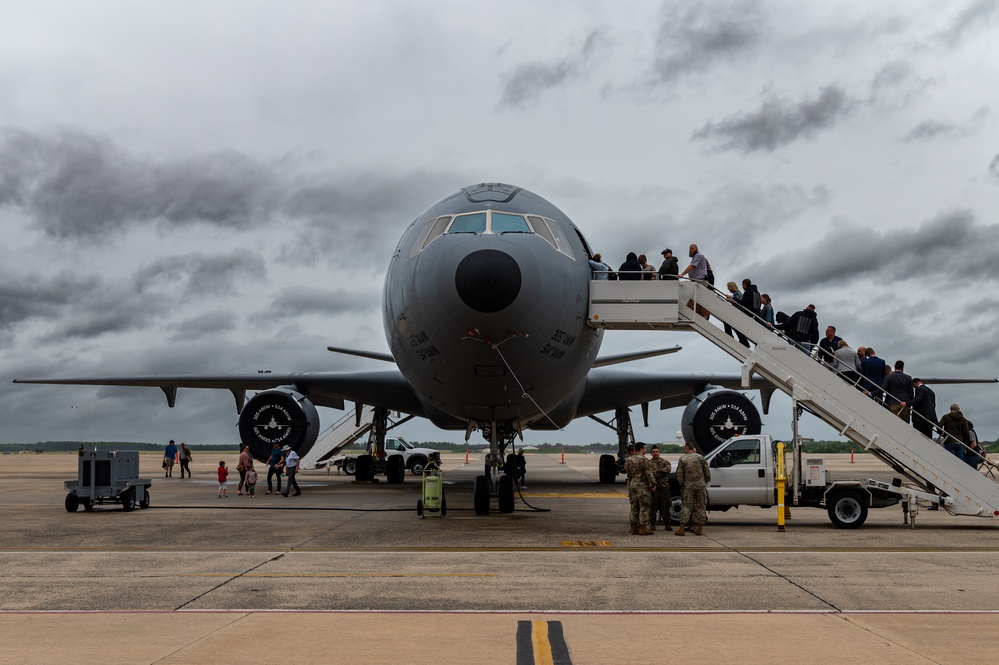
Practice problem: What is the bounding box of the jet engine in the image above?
[680,388,762,456]
[237,388,320,463]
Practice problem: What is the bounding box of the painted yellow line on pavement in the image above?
[532,620,555,665]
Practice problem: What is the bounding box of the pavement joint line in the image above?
[4,609,999,615]
[5,546,999,553]
[178,573,498,578]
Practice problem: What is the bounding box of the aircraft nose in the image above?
[454,249,522,313]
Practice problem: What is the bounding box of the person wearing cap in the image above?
[657,248,678,280]
[281,445,301,497]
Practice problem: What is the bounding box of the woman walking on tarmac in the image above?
[178,442,193,478]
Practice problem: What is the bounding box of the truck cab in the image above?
[703,435,776,507]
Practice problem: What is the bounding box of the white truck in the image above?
[668,434,941,528]
[335,437,438,478]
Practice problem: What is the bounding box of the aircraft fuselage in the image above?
[383,184,602,433]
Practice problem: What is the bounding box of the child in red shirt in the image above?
[217,461,229,498]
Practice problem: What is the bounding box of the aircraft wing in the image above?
[573,368,764,416]
[13,370,424,416]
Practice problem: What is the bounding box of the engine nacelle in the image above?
[238,388,320,463]
[680,388,761,456]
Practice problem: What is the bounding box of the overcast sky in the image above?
[3,0,998,447]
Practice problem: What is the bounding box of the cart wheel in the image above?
[121,489,136,512]
[65,493,80,513]
[440,494,446,517]
[417,499,424,517]
[83,499,94,511]
[139,489,150,509]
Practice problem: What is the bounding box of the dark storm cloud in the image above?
[904,107,989,142]
[937,0,999,47]
[749,209,999,290]
[168,311,237,341]
[498,30,606,108]
[989,154,999,180]
[134,249,267,297]
[0,271,100,330]
[0,129,284,239]
[265,287,376,318]
[692,85,853,152]
[651,0,766,86]
[38,285,171,342]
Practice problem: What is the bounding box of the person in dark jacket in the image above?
[618,252,643,280]
[657,249,678,279]
[785,305,819,354]
[882,360,914,422]
[938,403,972,461]
[817,326,843,365]
[909,378,938,438]
[860,347,888,402]
[725,278,759,348]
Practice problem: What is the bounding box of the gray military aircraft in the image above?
[16,183,771,514]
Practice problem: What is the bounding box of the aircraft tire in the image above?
[355,455,374,482]
[440,494,446,517]
[498,474,515,514]
[827,490,869,529]
[505,454,517,474]
[139,489,150,509]
[417,499,424,517]
[598,454,617,484]
[473,475,490,515]
[121,489,136,512]
[386,455,405,484]
[65,493,79,513]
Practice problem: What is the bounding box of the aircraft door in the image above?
[705,437,770,506]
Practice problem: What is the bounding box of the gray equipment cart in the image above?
[65,450,152,512]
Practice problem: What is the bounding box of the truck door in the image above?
[705,437,772,506]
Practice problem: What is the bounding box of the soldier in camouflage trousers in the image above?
[675,441,710,536]
[625,442,656,535]
[648,445,672,532]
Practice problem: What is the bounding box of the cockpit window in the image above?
[417,216,452,254]
[408,210,576,260]
[491,212,531,233]
[447,212,487,233]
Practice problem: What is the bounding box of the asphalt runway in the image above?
[1,451,997,664]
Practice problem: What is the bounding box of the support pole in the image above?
[776,440,787,532]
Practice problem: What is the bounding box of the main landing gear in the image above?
[591,406,638,484]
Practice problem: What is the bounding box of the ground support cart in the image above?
[417,464,446,517]
[65,450,152,512]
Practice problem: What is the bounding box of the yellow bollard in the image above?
[776,441,787,532]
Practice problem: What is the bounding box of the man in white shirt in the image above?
[281,445,301,497]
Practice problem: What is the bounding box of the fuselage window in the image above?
[447,212,488,233]
[528,215,557,249]
[419,215,452,252]
[492,212,531,233]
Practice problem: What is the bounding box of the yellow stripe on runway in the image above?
[531,620,555,665]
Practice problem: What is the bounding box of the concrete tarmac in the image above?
[1,451,997,664]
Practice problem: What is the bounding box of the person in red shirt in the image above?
[217,461,229,498]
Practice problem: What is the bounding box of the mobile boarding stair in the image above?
[299,405,376,470]
[588,278,999,524]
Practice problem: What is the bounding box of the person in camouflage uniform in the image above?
[648,445,672,532]
[625,442,656,535]
[675,441,710,536]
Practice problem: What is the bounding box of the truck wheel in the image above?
[121,489,136,512]
[139,489,150,509]
[473,475,490,515]
[65,493,80,512]
[498,474,515,513]
[827,491,868,529]
[669,496,683,526]
[343,458,357,476]
[598,454,617,484]
[409,456,428,476]
[386,455,405,484]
